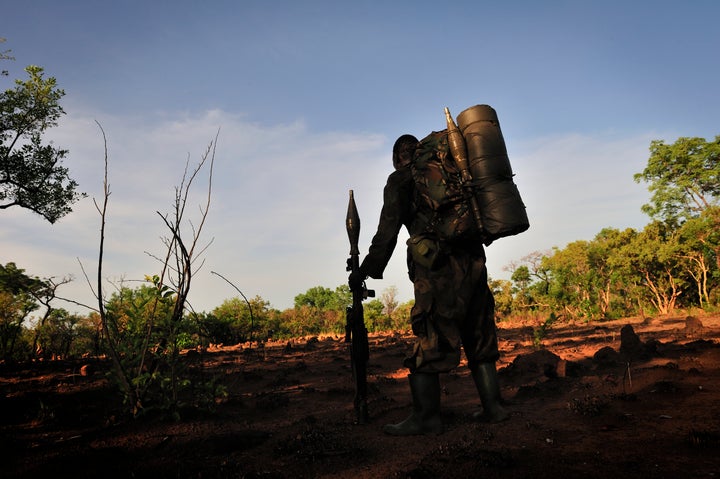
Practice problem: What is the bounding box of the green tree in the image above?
[543,230,640,321]
[507,251,553,313]
[591,227,638,318]
[0,290,32,359]
[212,297,252,343]
[102,282,198,413]
[634,135,720,223]
[70,312,101,357]
[510,265,533,311]
[0,262,46,359]
[0,262,46,296]
[333,284,352,310]
[210,295,277,343]
[104,284,174,336]
[34,308,82,359]
[675,206,720,308]
[389,300,413,331]
[363,298,385,332]
[294,286,339,310]
[618,222,684,315]
[489,278,514,319]
[1,65,84,222]
[544,228,639,321]
[544,241,596,320]
[279,307,312,338]
[293,285,350,335]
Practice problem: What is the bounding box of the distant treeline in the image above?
[2,212,718,362]
[2,135,720,362]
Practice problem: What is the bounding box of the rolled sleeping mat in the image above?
[456,104,529,245]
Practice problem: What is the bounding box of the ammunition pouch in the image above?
[407,235,440,269]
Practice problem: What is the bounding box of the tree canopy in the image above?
[1,64,84,223]
[634,135,720,223]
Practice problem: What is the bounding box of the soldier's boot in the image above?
[383,372,442,436]
[471,362,510,423]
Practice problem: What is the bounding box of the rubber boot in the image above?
[471,362,509,423]
[383,373,442,436]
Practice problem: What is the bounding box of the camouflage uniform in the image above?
[357,134,508,434]
[360,169,500,375]
[407,240,499,373]
[360,165,415,282]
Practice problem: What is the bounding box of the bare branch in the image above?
[211,270,255,342]
[76,257,98,300]
[55,295,99,313]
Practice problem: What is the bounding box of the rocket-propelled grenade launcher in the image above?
[444,107,485,235]
[345,190,373,424]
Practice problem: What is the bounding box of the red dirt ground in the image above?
[2,314,720,478]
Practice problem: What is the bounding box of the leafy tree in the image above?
[510,265,531,290]
[0,290,32,359]
[210,295,277,343]
[0,262,46,359]
[544,240,596,320]
[362,298,385,332]
[634,135,720,223]
[509,265,532,311]
[278,307,311,338]
[28,274,73,355]
[292,285,351,335]
[193,312,232,345]
[1,65,84,222]
[389,300,413,331]
[260,307,287,340]
[592,227,638,318]
[618,222,684,315]
[212,297,252,343]
[34,308,82,359]
[70,312,102,357]
[294,286,339,310]
[489,278,514,319]
[675,206,720,308]
[506,251,553,313]
[104,284,175,337]
[284,304,327,336]
[333,284,352,310]
[632,135,720,312]
[0,262,46,296]
[359,296,412,333]
[540,229,641,321]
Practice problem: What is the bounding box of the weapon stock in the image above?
[345,190,374,424]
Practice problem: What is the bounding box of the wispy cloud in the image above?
[3,107,657,316]
[4,107,389,313]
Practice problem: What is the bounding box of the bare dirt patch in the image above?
[2,314,720,478]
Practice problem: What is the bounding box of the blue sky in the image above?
[2,1,719,313]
